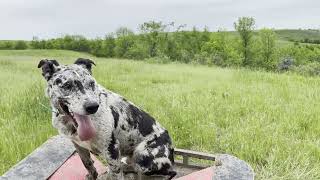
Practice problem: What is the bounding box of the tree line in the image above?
[1,17,320,76]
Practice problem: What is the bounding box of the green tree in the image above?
[90,38,104,57]
[234,17,255,66]
[139,21,167,57]
[103,33,116,57]
[14,40,28,50]
[30,36,41,49]
[0,41,14,50]
[114,27,135,57]
[201,30,242,66]
[258,28,277,70]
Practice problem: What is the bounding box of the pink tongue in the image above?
[73,113,96,141]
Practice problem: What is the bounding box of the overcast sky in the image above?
[0,0,319,40]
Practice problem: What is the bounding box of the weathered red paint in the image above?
[49,152,213,180]
[175,167,214,180]
[49,153,107,180]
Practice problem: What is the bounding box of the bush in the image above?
[201,31,242,67]
[0,41,14,50]
[14,41,28,50]
[193,52,210,65]
[103,34,116,57]
[124,43,148,60]
[292,62,320,76]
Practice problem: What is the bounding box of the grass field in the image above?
[0,50,320,179]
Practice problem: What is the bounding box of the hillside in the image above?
[222,29,320,46]
[275,29,320,42]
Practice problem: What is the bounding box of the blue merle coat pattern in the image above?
[38,58,176,180]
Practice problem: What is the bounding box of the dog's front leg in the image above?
[101,134,123,180]
[73,142,98,180]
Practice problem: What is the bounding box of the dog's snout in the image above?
[84,102,99,114]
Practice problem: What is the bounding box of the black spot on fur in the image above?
[121,125,126,130]
[138,117,155,136]
[144,163,176,179]
[74,80,85,94]
[127,104,155,136]
[110,106,119,128]
[127,119,137,128]
[147,130,172,149]
[54,78,62,85]
[107,133,119,159]
[71,126,77,135]
[137,154,154,169]
[169,148,175,164]
[155,146,166,158]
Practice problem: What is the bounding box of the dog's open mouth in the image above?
[59,101,96,141]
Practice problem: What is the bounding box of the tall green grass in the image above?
[0,50,319,179]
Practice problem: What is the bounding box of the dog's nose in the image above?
[84,102,99,114]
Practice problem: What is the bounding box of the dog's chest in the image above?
[72,136,103,155]
[73,138,94,151]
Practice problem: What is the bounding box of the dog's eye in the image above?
[89,81,95,88]
[63,82,73,91]
[54,78,62,85]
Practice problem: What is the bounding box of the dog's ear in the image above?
[37,59,60,81]
[74,58,96,74]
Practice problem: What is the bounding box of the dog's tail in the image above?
[169,147,175,164]
[167,148,176,179]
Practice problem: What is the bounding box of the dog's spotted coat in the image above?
[38,58,176,180]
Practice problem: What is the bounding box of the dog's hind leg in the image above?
[73,142,98,180]
[133,140,176,180]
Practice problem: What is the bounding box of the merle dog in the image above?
[38,58,176,180]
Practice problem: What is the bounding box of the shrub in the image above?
[0,41,14,50]
[292,62,320,76]
[201,31,242,67]
[14,41,28,50]
[124,43,148,60]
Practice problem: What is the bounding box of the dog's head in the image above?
[38,58,99,141]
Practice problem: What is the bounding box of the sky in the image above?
[0,0,319,40]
